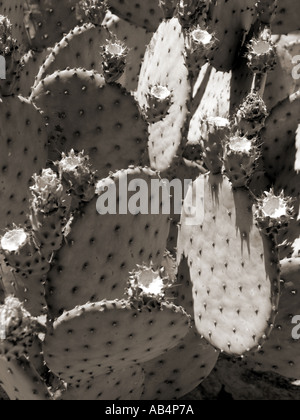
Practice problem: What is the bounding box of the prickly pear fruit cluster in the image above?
[0,0,299,402]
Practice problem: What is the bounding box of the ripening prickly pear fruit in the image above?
[235,93,269,136]
[185,27,216,81]
[158,0,177,18]
[78,0,108,25]
[224,135,261,188]
[177,0,209,28]
[1,228,49,277]
[128,265,168,305]
[202,117,230,175]
[30,169,71,260]
[0,296,44,359]
[247,29,277,74]
[255,190,295,236]
[101,37,129,84]
[127,261,176,307]
[143,85,173,124]
[57,150,97,204]
[0,15,20,96]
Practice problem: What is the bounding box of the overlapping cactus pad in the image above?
[0,0,299,401]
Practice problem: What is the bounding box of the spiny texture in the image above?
[248,258,300,379]
[33,24,110,88]
[178,174,281,355]
[43,299,190,385]
[31,69,149,175]
[24,0,79,51]
[136,18,191,171]
[0,357,51,400]
[61,365,145,400]
[207,0,257,72]
[46,167,170,318]
[0,96,48,229]
[107,0,163,32]
[0,296,43,359]
[0,0,299,402]
[0,0,25,46]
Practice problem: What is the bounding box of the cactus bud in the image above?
[185,28,216,77]
[144,84,173,124]
[247,29,277,74]
[235,93,269,136]
[30,169,70,260]
[127,263,175,307]
[78,0,107,25]
[101,38,129,84]
[202,117,230,175]
[255,190,295,235]
[57,150,96,203]
[0,296,44,359]
[30,169,66,214]
[224,135,260,188]
[158,0,177,19]
[1,228,49,276]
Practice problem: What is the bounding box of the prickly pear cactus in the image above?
[0,0,299,402]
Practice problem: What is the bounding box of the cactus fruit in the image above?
[247,31,277,75]
[255,190,296,236]
[78,0,108,26]
[57,150,96,204]
[29,169,71,260]
[235,93,269,136]
[100,36,129,84]
[0,296,44,359]
[178,174,281,355]
[143,85,173,124]
[224,135,260,188]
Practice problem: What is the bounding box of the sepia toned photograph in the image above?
[0,0,300,404]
